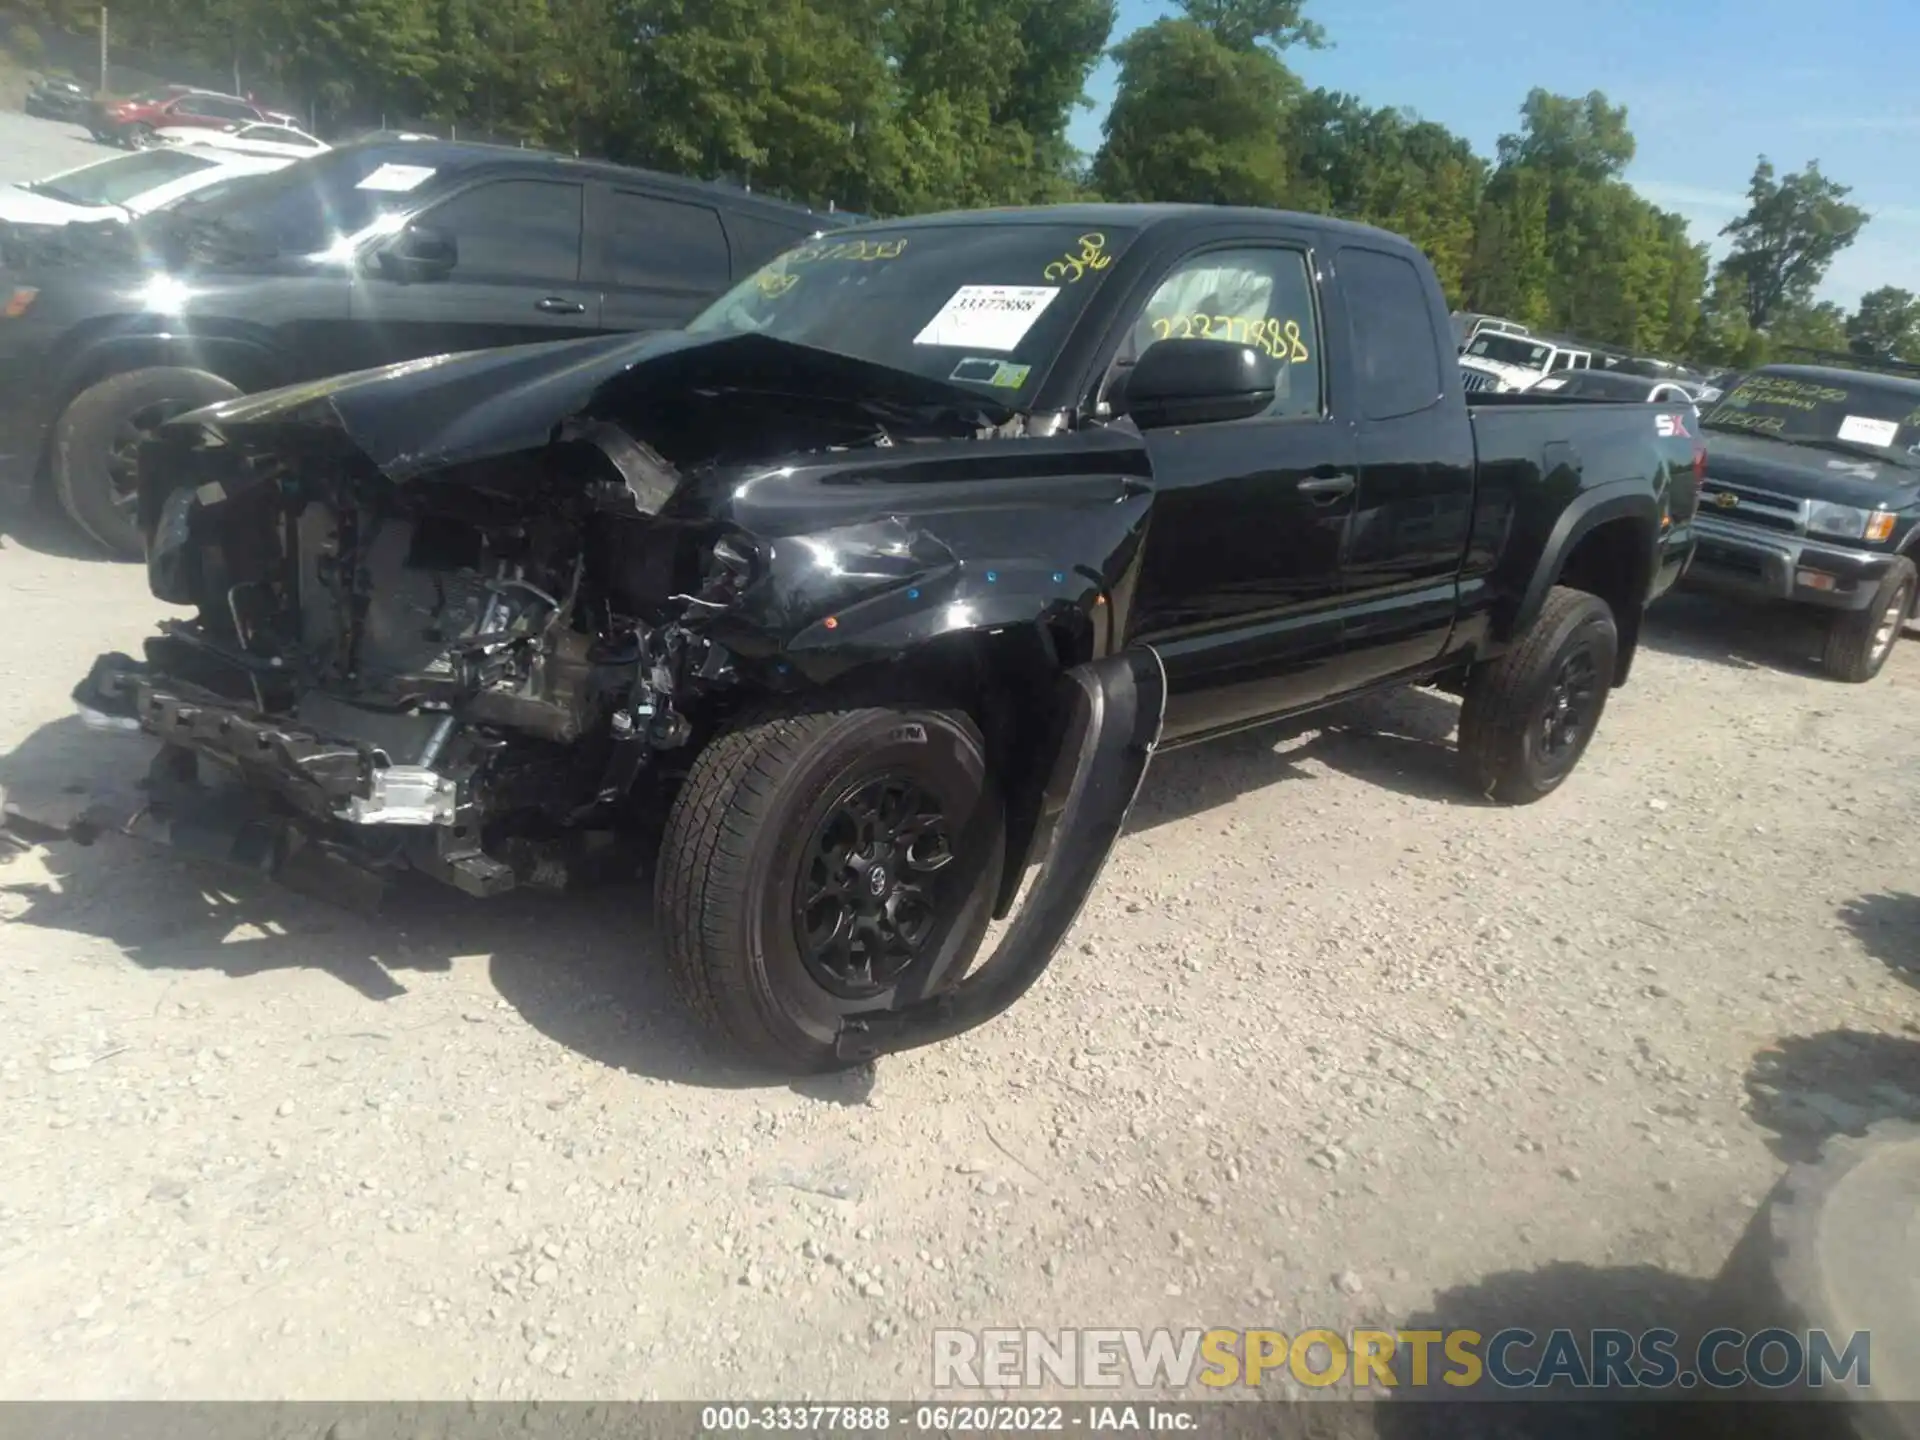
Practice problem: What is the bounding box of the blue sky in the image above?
[1065,0,1919,310]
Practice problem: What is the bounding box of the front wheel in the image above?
[1821,557,1915,683]
[655,700,1006,1073]
[52,366,242,557]
[123,122,154,149]
[1457,585,1619,805]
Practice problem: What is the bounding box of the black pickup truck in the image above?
[32,203,1702,1072]
[1686,360,1920,681]
[0,136,840,556]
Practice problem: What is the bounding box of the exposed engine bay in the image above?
[79,332,1047,905]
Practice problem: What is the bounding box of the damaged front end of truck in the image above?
[47,328,1164,1059]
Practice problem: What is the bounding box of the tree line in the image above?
[12,0,1920,367]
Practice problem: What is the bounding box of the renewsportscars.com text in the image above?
[932,1327,1872,1391]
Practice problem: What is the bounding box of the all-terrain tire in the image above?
[52,367,241,558]
[655,699,1006,1074]
[1458,585,1618,805]
[1709,1121,1920,1434]
[1821,557,1915,684]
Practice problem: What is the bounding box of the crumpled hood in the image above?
[168,328,1019,481]
[1703,429,1920,509]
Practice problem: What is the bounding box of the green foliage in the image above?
[9,23,45,67]
[1092,19,1297,206]
[39,0,1904,371]
[1495,89,1634,181]
[1284,90,1484,302]
[1177,0,1325,53]
[1717,159,1868,332]
[1846,286,1920,361]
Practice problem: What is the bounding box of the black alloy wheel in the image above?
[655,700,1006,1073]
[793,772,956,1000]
[1537,646,1600,765]
[1458,584,1619,804]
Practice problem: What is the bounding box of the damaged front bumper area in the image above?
[59,651,567,910]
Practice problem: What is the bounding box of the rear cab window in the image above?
[1338,245,1443,420]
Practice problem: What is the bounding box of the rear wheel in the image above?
[1458,585,1618,805]
[1822,557,1914,683]
[655,700,1006,1073]
[52,367,242,558]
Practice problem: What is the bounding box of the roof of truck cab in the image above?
[318,136,839,223]
[846,202,1423,248]
[1758,362,1920,395]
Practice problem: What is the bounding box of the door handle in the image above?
[1297,473,1355,501]
[535,296,586,314]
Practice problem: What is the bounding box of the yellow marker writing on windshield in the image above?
[1044,233,1112,284]
[787,237,908,267]
[1151,315,1311,363]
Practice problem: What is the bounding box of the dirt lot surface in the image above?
[0,107,113,187]
[3,503,1917,1404]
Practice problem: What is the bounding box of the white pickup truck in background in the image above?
[1458,330,1596,393]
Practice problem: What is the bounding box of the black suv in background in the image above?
[1686,357,1920,681]
[0,136,846,553]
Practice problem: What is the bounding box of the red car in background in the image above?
[87,87,289,150]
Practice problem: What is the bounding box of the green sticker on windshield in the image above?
[950,358,1031,389]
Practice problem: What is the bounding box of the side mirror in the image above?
[1118,338,1275,429]
[374,223,456,282]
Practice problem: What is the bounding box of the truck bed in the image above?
[1465,391,1704,616]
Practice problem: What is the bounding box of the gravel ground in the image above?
[0,108,115,187]
[0,114,1916,1397]
[3,514,1917,1403]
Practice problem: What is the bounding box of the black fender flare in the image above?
[49,328,290,424]
[833,645,1166,1061]
[1502,479,1660,650]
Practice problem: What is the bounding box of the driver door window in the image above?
[1104,246,1323,421]
[419,179,584,283]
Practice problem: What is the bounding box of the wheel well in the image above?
[53,344,273,433]
[773,617,1094,921]
[1552,516,1651,686]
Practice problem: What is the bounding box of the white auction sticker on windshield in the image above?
[355,163,438,193]
[914,285,1059,352]
[1836,414,1899,447]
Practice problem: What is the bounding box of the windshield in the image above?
[26,148,216,207]
[686,222,1141,404]
[1467,334,1552,369]
[163,146,440,255]
[1701,370,1920,458]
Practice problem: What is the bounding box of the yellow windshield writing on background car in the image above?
[785,236,909,266]
[1724,387,1818,412]
[1153,314,1312,363]
[1725,376,1850,407]
[1706,407,1787,435]
[1043,233,1112,284]
[744,237,909,302]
